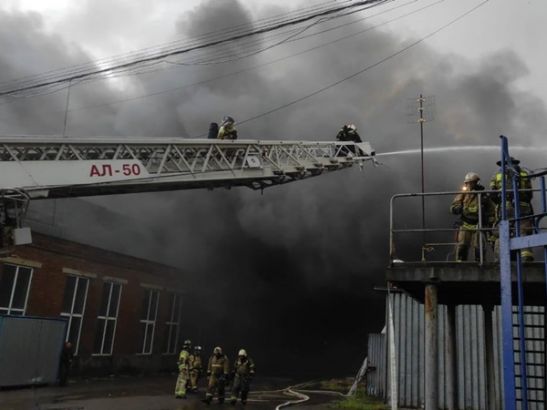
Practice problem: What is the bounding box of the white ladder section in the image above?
[0,137,375,199]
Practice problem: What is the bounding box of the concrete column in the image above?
[425,284,438,410]
[446,304,457,410]
[483,304,497,410]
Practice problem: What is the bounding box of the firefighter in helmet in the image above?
[489,157,534,261]
[336,124,362,143]
[450,172,493,261]
[175,339,192,398]
[217,116,238,140]
[230,349,255,405]
[204,346,230,404]
[189,345,203,392]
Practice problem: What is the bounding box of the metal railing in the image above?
[389,188,546,265]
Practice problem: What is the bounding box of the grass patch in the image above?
[331,391,387,410]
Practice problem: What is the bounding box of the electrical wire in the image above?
[205,0,491,135]
[0,0,430,116]
[0,0,388,97]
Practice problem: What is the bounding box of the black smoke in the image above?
[2,1,547,376]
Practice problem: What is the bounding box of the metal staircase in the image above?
[499,135,546,410]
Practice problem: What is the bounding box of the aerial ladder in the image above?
[0,136,375,251]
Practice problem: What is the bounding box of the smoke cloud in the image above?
[2,0,547,375]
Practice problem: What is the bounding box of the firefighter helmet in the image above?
[496,156,520,166]
[213,346,222,354]
[347,124,357,131]
[464,172,480,183]
[184,339,192,346]
[222,116,235,125]
[238,349,247,357]
[194,345,202,352]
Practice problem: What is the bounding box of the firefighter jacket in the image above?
[217,124,238,140]
[336,127,362,143]
[490,168,533,215]
[450,186,494,227]
[178,349,190,371]
[208,354,229,376]
[189,353,203,372]
[233,357,255,377]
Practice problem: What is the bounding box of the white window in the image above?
[93,281,122,355]
[138,288,160,355]
[163,293,182,354]
[0,264,33,315]
[60,276,89,355]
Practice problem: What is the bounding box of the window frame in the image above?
[0,263,33,316]
[163,293,183,355]
[60,275,90,356]
[138,288,160,355]
[92,281,123,356]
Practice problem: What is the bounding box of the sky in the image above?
[1,0,547,376]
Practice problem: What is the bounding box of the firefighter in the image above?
[204,346,230,404]
[217,116,238,140]
[175,340,192,398]
[230,349,255,405]
[336,124,362,143]
[58,341,73,386]
[490,157,534,261]
[450,172,493,262]
[189,345,203,392]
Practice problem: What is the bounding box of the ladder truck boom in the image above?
[0,137,375,199]
[0,136,375,250]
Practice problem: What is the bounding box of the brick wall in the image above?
[0,232,186,376]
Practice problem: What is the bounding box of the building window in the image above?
[138,288,160,355]
[163,293,182,355]
[60,276,89,355]
[0,264,33,315]
[93,281,122,355]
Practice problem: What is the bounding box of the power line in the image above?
[0,0,389,97]
[204,0,491,134]
[0,0,436,117]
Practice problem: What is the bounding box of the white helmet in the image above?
[347,124,357,131]
[464,172,480,183]
[213,346,222,354]
[238,349,247,357]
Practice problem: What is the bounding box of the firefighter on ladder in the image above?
[450,172,493,262]
[217,116,238,140]
[489,156,534,262]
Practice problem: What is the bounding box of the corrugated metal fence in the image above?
[366,293,545,410]
[0,316,66,387]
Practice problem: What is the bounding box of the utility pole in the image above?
[418,94,426,235]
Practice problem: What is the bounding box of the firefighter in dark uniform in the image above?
[204,346,230,404]
[230,349,255,405]
[489,157,534,261]
[189,345,203,392]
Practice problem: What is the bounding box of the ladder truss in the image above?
[0,137,375,200]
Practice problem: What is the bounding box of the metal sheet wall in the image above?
[367,333,386,398]
[366,293,545,410]
[0,316,66,387]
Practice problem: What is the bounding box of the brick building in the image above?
[0,232,186,376]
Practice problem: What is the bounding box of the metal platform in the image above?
[387,262,546,306]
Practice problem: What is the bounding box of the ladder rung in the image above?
[515,387,545,391]
[514,373,546,379]
[513,337,545,341]
[512,324,545,329]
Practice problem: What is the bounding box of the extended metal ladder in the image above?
[499,135,546,410]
